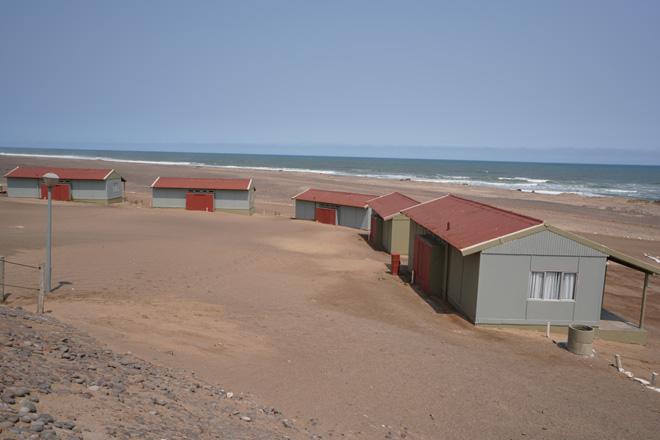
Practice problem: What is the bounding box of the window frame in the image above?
[528,270,577,302]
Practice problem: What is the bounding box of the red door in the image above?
[186,193,214,212]
[41,184,70,201]
[413,235,432,294]
[369,216,376,243]
[315,207,336,225]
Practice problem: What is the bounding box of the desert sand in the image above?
[1,155,659,439]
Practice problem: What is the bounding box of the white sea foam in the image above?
[498,176,549,183]
[218,165,342,175]
[0,152,199,167]
[3,150,657,201]
[606,189,638,194]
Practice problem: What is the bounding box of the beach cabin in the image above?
[366,192,420,255]
[292,189,378,230]
[151,177,255,215]
[4,166,125,204]
[401,195,659,344]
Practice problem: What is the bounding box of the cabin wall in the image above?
[152,188,187,208]
[295,200,317,220]
[7,177,40,198]
[338,205,371,230]
[390,216,412,256]
[70,180,108,201]
[475,231,607,326]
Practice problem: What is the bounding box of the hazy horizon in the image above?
[1,2,658,166]
[2,143,660,167]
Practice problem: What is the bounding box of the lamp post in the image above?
[42,173,59,301]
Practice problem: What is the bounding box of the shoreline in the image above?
[3,149,660,202]
[2,154,660,245]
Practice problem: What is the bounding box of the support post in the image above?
[615,354,622,371]
[0,256,4,302]
[38,263,45,314]
[652,372,658,387]
[639,273,649,330]
[46,187,53,297]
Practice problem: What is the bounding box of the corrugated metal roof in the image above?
[401,195,544,252]
[151,176,253,190]
[5,166,122,181]
[399,194,660,275]
[367,192,420,220]
[292,189,379,208]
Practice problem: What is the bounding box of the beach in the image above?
[1,155,660,439]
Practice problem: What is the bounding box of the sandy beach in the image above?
[1,155,660,439]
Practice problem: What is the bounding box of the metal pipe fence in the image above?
[0,256,46,312]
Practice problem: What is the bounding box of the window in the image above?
[529,271,576,301]
[113,182,119,192]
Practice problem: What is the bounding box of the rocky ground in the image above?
[0,305,359,440]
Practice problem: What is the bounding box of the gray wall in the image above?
[214,189,251,210]
[71,179,119,201]
[338,205,371,230]
[295,200,316,220]
[474,230,607,326]
[446,247,480,322]
[153,188,187,208]
[105,178,123,200]
[7,177,40,198]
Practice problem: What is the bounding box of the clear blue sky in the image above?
[1,1,659,164]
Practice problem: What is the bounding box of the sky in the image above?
[1,1,659,164]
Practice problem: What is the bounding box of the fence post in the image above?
[38,263,45,314]
[0,256,4,303]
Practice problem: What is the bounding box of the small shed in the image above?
[4,166,125,204]
[292,189,378,230]
[151,177,255,215]
[401,195,659,343]
[366,192,419,255]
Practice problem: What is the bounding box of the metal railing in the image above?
[0,256,47,313]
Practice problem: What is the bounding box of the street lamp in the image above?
[43,173,59,305]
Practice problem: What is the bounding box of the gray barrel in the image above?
[567,324,594,356]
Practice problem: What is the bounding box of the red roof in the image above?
[151,177,253,191]
[5,166,119,181]
[401,195,544,251]
[292,189,379,208]
[367,192,420,219]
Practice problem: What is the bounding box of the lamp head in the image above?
[43,173,60,188]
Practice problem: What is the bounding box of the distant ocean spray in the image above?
[2,147,659,202]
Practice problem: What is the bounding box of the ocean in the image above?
[2,147,659,201]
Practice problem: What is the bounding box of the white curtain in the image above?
[560,273,576,300]
[544,272,561,300]
[529,272,544,299]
